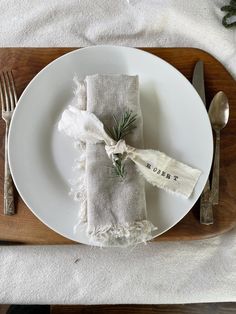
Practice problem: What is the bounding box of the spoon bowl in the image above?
[208,91,229,132]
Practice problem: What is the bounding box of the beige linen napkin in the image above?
[59,74,156,246]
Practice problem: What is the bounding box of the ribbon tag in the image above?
[59,107,201,198]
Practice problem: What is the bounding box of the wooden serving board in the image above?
[0,48,235,244]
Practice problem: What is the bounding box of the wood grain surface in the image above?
[51,303,236,314]
[0,47,235,244]
[1,303,236,314]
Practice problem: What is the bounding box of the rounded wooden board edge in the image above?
[0,47,235,244]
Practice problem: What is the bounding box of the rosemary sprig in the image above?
[107,110,137,178]
[112,155,125,178]
[221,0,236,28]
[111,111,137,141]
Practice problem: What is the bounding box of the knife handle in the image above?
[200,178,213,225]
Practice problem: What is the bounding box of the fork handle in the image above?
[4,123,15,215]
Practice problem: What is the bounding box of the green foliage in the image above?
[221,0,236,28]
[107,111,137,179]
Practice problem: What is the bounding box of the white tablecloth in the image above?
[0,0,236,304]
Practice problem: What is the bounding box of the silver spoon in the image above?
[208,91,229,205]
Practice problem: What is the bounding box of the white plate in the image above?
[8,46,213,245]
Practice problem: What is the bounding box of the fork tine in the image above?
[5,72,14,111]
[0,74,5,112]
[8,71,17,106]
[1,73,10,112]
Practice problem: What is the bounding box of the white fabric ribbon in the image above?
[59,106,202,198]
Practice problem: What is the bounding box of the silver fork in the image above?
[0,71,17,215]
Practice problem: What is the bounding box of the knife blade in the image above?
[192,60,213,225]
[192,60,206,105]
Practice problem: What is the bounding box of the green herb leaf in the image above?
[106,110,137,179]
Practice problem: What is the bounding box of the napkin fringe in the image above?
[69,78,88,223]
[69,143,87,223]
[89,220,157,247]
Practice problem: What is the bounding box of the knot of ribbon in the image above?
[58,107,202,199]
[105,139,135,160]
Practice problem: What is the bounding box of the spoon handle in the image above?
[200,178,213,225]
[212,131,220,205]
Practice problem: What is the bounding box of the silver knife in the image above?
[192,60,213,225]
